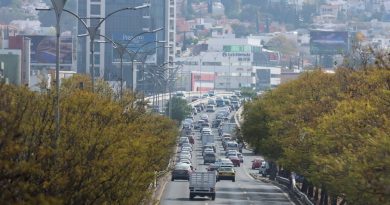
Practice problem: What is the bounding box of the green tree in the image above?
[166,97,192,123]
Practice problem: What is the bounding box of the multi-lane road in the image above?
[160,103,295,205]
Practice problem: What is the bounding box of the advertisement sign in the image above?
[111,32,156,62]
[27,35,73,65]
[310,31,349,55]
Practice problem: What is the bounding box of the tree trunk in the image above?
[324,193,329,205]
[308,183,314,198]
[314,187,319,202]
[269,161,278,180]
[319,188,326,205]
[301,178,309,194]
[331,196,337,205]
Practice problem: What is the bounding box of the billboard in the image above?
[27,35,73,65]
[111,32,156,63]
[310,31,348,55]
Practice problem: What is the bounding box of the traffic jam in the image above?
[170,91,251,200]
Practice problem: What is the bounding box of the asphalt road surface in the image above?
[160,104,295,205]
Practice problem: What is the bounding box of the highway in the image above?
[160,101,295,205]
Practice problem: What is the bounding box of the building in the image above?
[77,0,175,91]
[0,49,22,85]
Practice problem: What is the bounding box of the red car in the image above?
[251,158,263,169]
[229,156,240,167]
[187,135,195,144]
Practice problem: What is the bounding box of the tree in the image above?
[240,66,390,204]
[0,75,178,204]
[221,0,241,19]
[166,97,192,123]
[265,35,298,56]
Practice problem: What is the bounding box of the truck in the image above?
[218,123,237,137]
[202,134,214,146]
[189,171,216,200]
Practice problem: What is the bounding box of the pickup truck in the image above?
[189,171,216,200]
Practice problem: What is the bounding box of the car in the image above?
[200,113,209,121]
[171,163,192,181]
[212,119,221,128]
[194,104,202,112]
[175,91,187,100]
[181,146,192,152]
[191,96,200,102]
[181,150,192,157]
[203,152,216,164]
[187,135,195,144]
[259,161,270,177]
[202,147,214,156]
[206,163,218,171]
[208,90,215,97]
[228,155,240,167]
[230,95,239,101]
[206,105,216,112]
[179,137,189,145]
[216,99,225,107]
[225,149,238,157]
[237,152,244,163]
[208,99,216,105]
[215,158,234,168]
[251,158,263,169]
[182,143,193,149]
[179,158,192,166]
[202,94,209,98]
[179,151,191,158]
[194,120,205,129]
[225,141,239,151]
[217,166,235,182]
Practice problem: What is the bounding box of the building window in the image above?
[90,4,101,15]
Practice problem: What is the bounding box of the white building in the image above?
[176,37,282,91]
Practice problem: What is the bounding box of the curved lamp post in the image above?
[130,40,167,91]
[63,4,149,92]
[36,0,68,140]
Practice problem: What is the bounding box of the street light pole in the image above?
[37,0,68,141]
[62,4,149,92]
[130,40,166,92]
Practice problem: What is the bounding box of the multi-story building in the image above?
[176,37,282,91]
[77,0,175,90]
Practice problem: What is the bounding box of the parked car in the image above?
[251,158,263,169]
[259,161,270,177]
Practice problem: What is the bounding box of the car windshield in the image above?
[219,167,233,172]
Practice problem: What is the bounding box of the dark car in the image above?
[171,163,192,181]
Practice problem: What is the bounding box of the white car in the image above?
[179,158,192,166]
[181,146,192,152]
